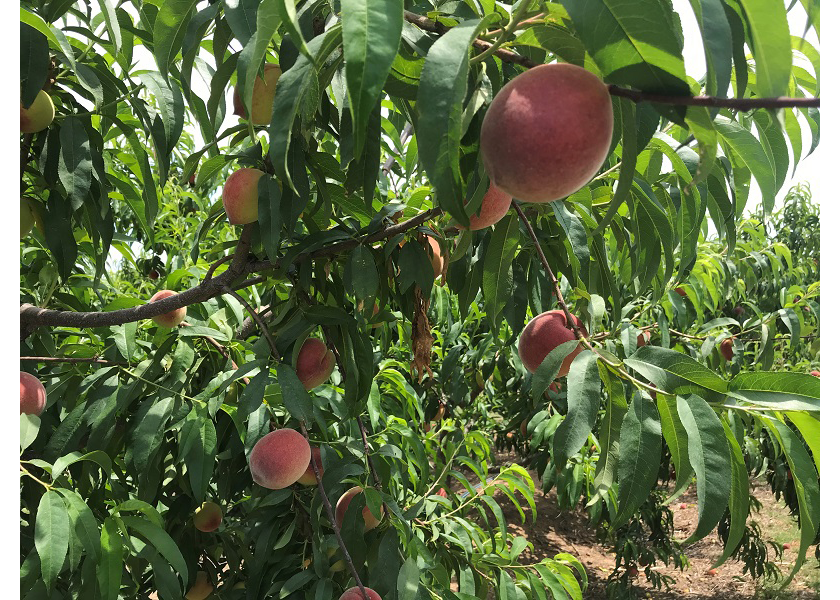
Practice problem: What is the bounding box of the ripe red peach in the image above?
[296,445,324,486]
[185,571,214,600]
[294,338,336,390]
[518,310,588,377]
[20,372,46,416]
[480,63,613,203]
[20,90,55,133]
[249,428,311,489]
[454,183,512,230]
[193,501,223,532]
[149,290,187,328]
[233,64,282,126]
[335,486,382,532]
[675,287,688,297]
[720,337,734,362]
[222,168,281,225]
[339,587,382,600]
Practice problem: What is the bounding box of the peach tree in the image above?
[20,1,819,599]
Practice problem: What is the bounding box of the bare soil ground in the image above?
[492,451,819,600]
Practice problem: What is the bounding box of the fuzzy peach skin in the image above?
[296,445,324,486]
[518,310,588,377]
[480,63,613,203]
[720,337,734,361]
[233,63,282,126]
[335,486,382,532]
[149,290,187,328]
[248,429,311,489]
[339,587,382,600]
[221,168,281,225]
[193,501,223,532]
[20,371,46,416]
[294,338,336,390]
[21,90,55,133]
[185,571,214,600]
[454,183,513,230]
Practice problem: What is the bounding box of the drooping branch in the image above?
[402,10,820,112]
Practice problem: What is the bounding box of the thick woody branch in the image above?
[402,10,820,112]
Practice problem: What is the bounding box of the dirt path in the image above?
[492,453,819,599]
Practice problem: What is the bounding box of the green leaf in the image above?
[738,0,792,97]
[276,364,315,426]
[20,23,50,108]
[397,556,420,600]
[21,414,40,452]
[552,200,590,284]
[416,16,497,226]
[588,368,627,506]
[592,97,637,237]
[52,450,113,481]
[687,0,733,97]
[715,117,777,215]
[58,117,92,211]
[98,517,123,600]
[712,417,749,568]
[727,371,819,412]
[153,0,200,77]
[560,0,691,95]
[54,488,101,562]
[677,395,730,544]
[530,340,580,401]
[35,490,70,591]
[343,0,403,156]
[97,0,122,53]
[121,516,189,584]
[237,0,281,125]
[181,414,217,500]
[615,393,661,525]
[657,394,693,504]
[787,412,820,473]
[276,0,314,64]
[482,214,519,328]
[258,173,284,262]
[551,351,600,467]
[348,245,379,301]
[625,346,728,395]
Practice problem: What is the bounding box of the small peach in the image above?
[149,290,187,328]
[20,371,46,416]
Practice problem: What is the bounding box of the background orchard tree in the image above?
[19,0,819,599]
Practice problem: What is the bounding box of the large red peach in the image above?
[335,486,382,532]
[249,428,311,489]
[518,310,587,377]
[454,183,512,230]
[193,501,223,532]
[720,337,734,362]
[294,338,336,390]
[480,63,613,203]
[296,445,324,486]
[185,571,214,600]
[339,587,382,600]
[20,371,46,416]
[233,64,282,126]
[222,168,281,225]
[21,90,55,133]
[149,290,187,328]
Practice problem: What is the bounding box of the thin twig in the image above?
[299,426,371,600]
[19,356,127,365]
[222,286,281,363]
[382,124,413,174]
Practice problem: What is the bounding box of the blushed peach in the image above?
[480,64,613,203]
[249,429,311,490]
[339,587,382,600]
[185,571,214,600]
[296,445,324,486]
[20,371,46,416]
[20,90,55,133]
[222,168,281,225]
[454,183,512,230]
[233,64,282,126]
[149,290,187,328]
[518,310,587,377]
[720,338,734,362]
[335,486,382,532]
[421,234,444,278]
[637,330,651,348]
[294,338,336,390]
[193,501,222,532]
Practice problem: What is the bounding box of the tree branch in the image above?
[222,286,281,363]
[19,356,127,366]
[382,124,413,174]
[402,10,820,112]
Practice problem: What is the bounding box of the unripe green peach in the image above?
[249,428,311,489]
[193,501,223,532]
[518,310,587,377]
[294,338,336,390]
[221,168,281,225]
[454,183,512,231]
[233,64,282,126]
[21,198,36,238]
[149,290,187,328]
[185,571,214,600]
[20,90,55,133]
[20,371,46,416]
[295,445,324,486]
[339,586,382,600]
[480,64,613,203]
[335,486,382,532]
